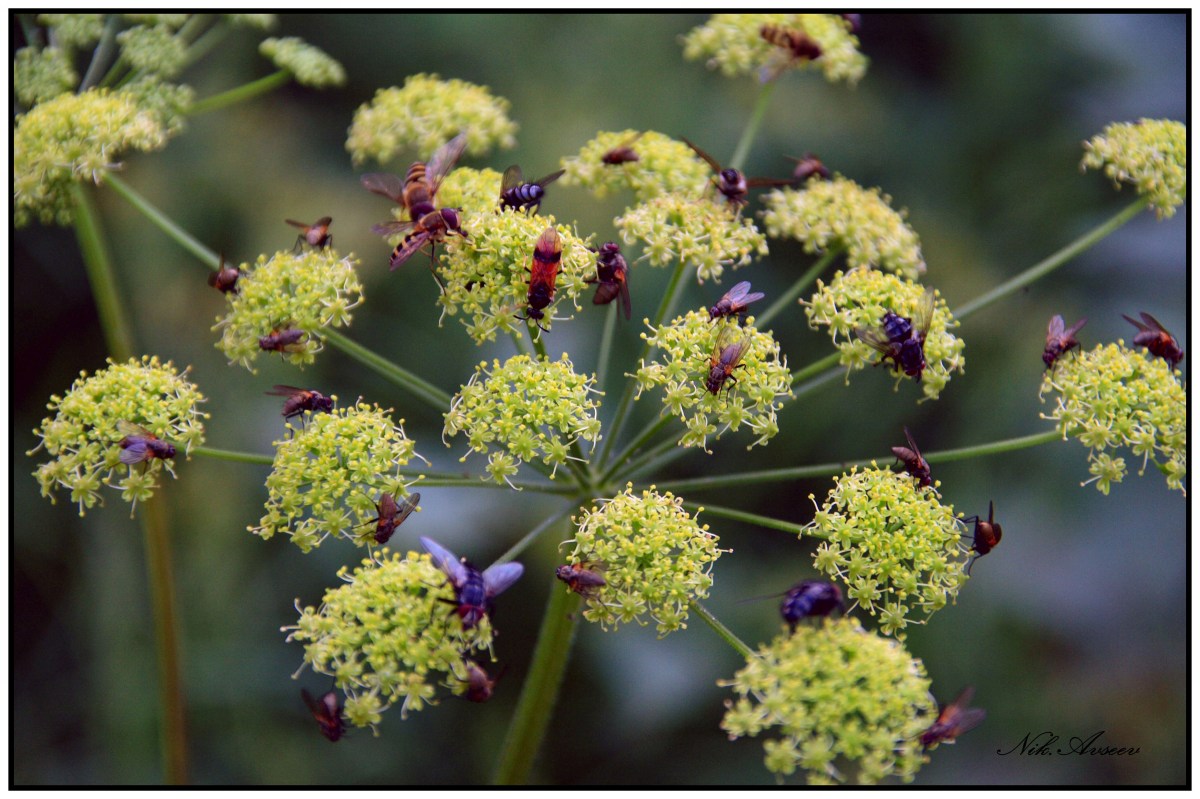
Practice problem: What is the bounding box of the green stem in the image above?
[72,184,135,360]
[954,196,1149,320]
[492,503,577,566]
[682,501,804,536]
[608,438,691,487]
[79,14,121,91]
[755,248,840,329]
[690,599,753,660]
[790,351,840,388]
[102,174,220,269]
[418,477,575,495]
[493,573,580,784]
[729,81,777,171]
[191,446,273,465]
[321,328,452,413]
[595,301,618,393]
[599,415,671,485]
[18,13,43,48]
[187,69,291,116]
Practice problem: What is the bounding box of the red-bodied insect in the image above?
[301,689,345,742]
[116,421,176,466]
[856,289,936,380]
[779,580,843,631]
[207,254,240,295]
[786,153,830,184]
[759,24,824,82]
[518,227,563,332]
[420,536,525,630]
[585,242,631,320]
[704,325,752,396]
[1123,312,1184,368]
[708,281,765,323]
[921,687,986,749]
[682,137,794,211]
[258,326,307,354]
[962,501,1002,576]
[891,426,932,488]
[462,660,503,703]
[265,385,334,424]
[358,491,420,546]
[362,133,469,275]
[601,132,644,165]
[499,164,565,214]
[555,560,607,601]
[286,216,333,251]
[1042,314,1087,370]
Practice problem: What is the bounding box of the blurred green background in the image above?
[13,13,1187,785]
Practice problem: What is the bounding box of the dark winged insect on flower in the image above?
[1042,314,1087,370]
[708,280,765,324]
[258,326,307,354]
[856,289,935,379]
[207,253,240,295]
[601,132,644,165]
[462,660,503,703]
[962,501,1002,575]
[786,153,830,184]
[841,13,863,33]
[301,688,345,742]
[266,385,334,424]
[286,216,333,251]
[921,686,986,749]
[498,164,565,214]
[1123,311,1184,368]
[358,491,419,546]
[780,580,843,631]
[116,420,176,466]
[891,426,932,488]
[682,137,794,211]
[704,324,752,396]
[517,226,563,332]
[555,560,607,600]
[585,242,631,320]
[759,24,823,83]
[420,536,524,629]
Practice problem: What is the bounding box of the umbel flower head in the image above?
[443,354,602,486]
[1040,342,1186,495]
[804,467,969,638]
[213,249,363,372]
[14,47,77,106]
[762,178,927,280]
[635,310,792,451]
[116,24,188,79]
[1081,119,1187,219]
[805,269,965,401]
[29,356,207,515]
[435,166,507,216]
[253,402,424,552]
[436,213,594,344]
[721,618,934,784]
[36,14,104,48]
[682,13,868,86]
[617,193,769,283]
[346,73,518,166]
[14,88,171,227]
[285,549,496,728]
[259,37,346,88]
[563,486,724,636]
[559,130,712,202]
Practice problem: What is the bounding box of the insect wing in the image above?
[744,176,796,189]
[393,492,420,526]
[715,325,751,369]
[531,228,563,283]
[425,133,468,195]
[371,219,415,238]
[481,562,525,599]
[1062,316,1088,340]
[119,439,151,465]
[361,172,407,203]
[500,164,524,194]
[390,230,434,270]
[266,384,308,399]
[902,426,924,460]
[617,274,632,320]
[854,325,894,356]
[681,137,722,173]
[420,536,469,587]
[532,169,566,189]
[911,289,936,337]
[941,686,985,735]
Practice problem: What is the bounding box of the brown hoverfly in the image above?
[759,24,823,82]
[1123,311,1183,368]
[963,501,1002,575]
[786,153,831,184]
[357,491,420,546]
[708,281,765,324]
[462,660,505,703]
[301,689,345,742]
[555,560,607,601]
[258,326,307,354]
[1042,314,1087,370]
[704,325,752,396]
[265,385,334,424]
[891,426,932,488]
[855,290,935,380]
[286,217,333,251]
[682,137,794,211]
[499,164,565,214]
[207,254,240,295]
[116,421,176,466]
[601,132,644,165]
[585,242,631,320]
[921,687,985,749]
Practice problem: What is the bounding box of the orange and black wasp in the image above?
[786,153,830,184]
[301,689,345,742]
[921,687,986,749]
[704,325,752,396]
[555,559,607,601]
[682,137,793,211]
[266,385,334,424]
[357,491,420,546]
[1042,314,1087,370]
[891,426,932,488]
[286,216,333,251]
[585,242,631,320]
[499,165,565,214]
[116,421,176,466]
[708,281,765,324]
[601,132,644,165]
[962,501,1002,576]
[1123,311,1183,368]
[518,227,563,332]
[362,133,468,277]
[759,24,823,82]
[207,253,240,295]
[258,326,306,354]
[856,290,935,380]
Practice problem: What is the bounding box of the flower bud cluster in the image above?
[14,47,77,106]
[29,356,207,515]
[559,130,712,202]
[116,24,187,79]
[36,14,104,47]
[1081,119,1187,219]
[443,354,601,485]
[1040,342,1186,494]
[682,14,868,85]
[259,37,346,88]
[721,618,934,784]
[564,486,724,636]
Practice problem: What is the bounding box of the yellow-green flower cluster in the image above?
[762,178,926,279]
[347,74,518,166]
[805,270,964,401]
[443,354,602,486]
[37,14,104,48]
[564,486,723,636]
[682,14,868,86]
[635,311,792,450]
[121,76,195,137]
[121,14,190,28]
[617,194,769,283]
[437,213,594,344]
[116,24,187,79]
[436,166,506,216]
[721,619,934,784]
[29,356,207,515]
[226,13,276,30]
[253,403,423,552]
[559,130,712,202]
[259,36,345,89]
[14,88,171,227]
[14,47,77,106]
[804,467,969,638]
[213,249,362,371]
[1082,119,1187,219]
[285,549,495,726]
[1040,342,1186,494]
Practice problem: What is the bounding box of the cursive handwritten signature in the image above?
[997,730,1139,757]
